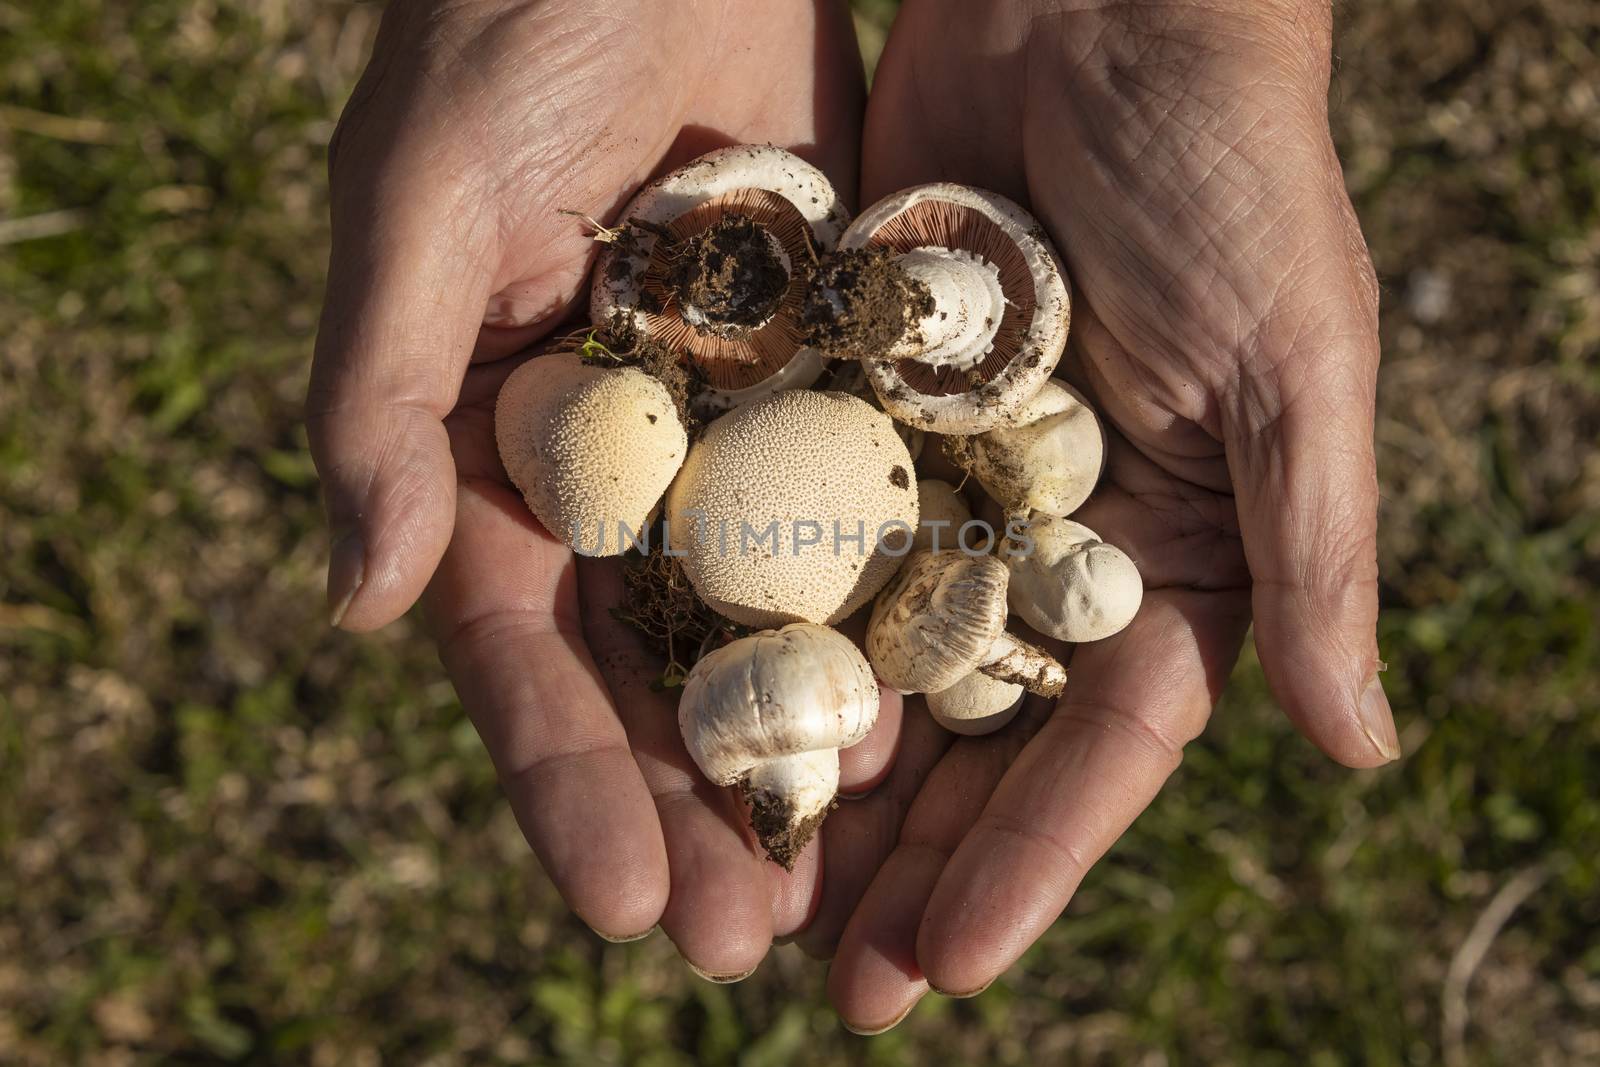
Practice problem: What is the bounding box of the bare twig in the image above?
[1441,861,1553,1067]
[0,104,118,144]
[0,209,89,246]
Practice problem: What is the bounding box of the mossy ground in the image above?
[2,1,1598,1063]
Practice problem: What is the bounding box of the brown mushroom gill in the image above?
[634,188,817,394]
[862,200,1037,397]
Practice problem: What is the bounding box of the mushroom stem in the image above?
[740,749,838,871]
[978,631,1067,698]
[801,247,1003,367]
[886,248,1004,367]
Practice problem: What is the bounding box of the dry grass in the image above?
[1,0,1596,1063]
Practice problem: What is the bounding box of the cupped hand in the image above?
[822,0,1398,1030]
[305,0,890,977]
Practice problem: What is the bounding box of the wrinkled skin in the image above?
[307,0,1397,1022]
[306,0,889,978]
[816,0,1396,1031]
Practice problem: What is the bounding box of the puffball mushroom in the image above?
[495,352,688,555]
[799,183,1071,435]
[912,478,973,553]
[666,389,919,628]
[867,549,1066,698]
[944,380,1106,518]
[678,623,879,868]
[926,671,1024,736]
[1003,517,1143,642]
[590,145,851,415]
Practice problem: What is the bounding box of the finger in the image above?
[422,480,668,940]
[837,688,903,796]
[768,835,822,940]
[792,703,953,959]
[579,561,777,980]
[1223,301,1395,766]
[828,699,1050,1028]
[912,590,1249,997]
[308,116,496,632]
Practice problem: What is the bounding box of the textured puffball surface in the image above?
[495,353,687,556]
[927,671,1023,736]
[912,479,974,554]
[1004,517,1143,642]
[963,380,1105,518]
[678,623,879,786]
[667,391,919,628]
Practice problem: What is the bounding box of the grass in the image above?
[2,0,1597,1063]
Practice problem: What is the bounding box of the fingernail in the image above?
[842,1001,917,1036]
[1358,674,1401,762]
[327,526,365,628]
[594,926,655,944]
[685,961,757,984]
[929,978,993,999]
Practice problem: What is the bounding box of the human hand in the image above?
[305,0,887,977]
[821,0,1397,1029]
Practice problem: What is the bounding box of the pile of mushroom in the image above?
[493,145,1144,866]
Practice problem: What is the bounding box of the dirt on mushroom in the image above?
[667,213,794,336]
[797,247,934,358]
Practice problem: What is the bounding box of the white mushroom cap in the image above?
[678,623,879,867]
[837,183,1071,435]
[866,549,1066,697]
[665,390,919,628]
[1003,517,1143,642]
[926,671,1023,736]
[911,478,974,554]
[946,380,1106,518]
[590,145,849,414]
[495,353,687,556]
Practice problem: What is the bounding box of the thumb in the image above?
[1223,249,1398,768]
[306,109,497,631]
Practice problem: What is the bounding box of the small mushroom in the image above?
[665,390,919,628]
[495,352,687,555]
[1002,517,1143,642]
[866,549,1066,698]
[911,478,974,554]
[678,623,879,868]
[798,183,1070,435]
[925,671,1024,736]
[590,145,851,416]
[944,380,1106,518]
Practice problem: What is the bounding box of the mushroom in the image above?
[495,352,687,555]
[1002,517,1143,642]
[911,478,974,554]
[866,549,1066,698]
[798,183,1070,435]
[665,389,919,628]
[943,380,1106,518]
[590,145,851,417]
[925,671,1024,736]
[678,623,879,868]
